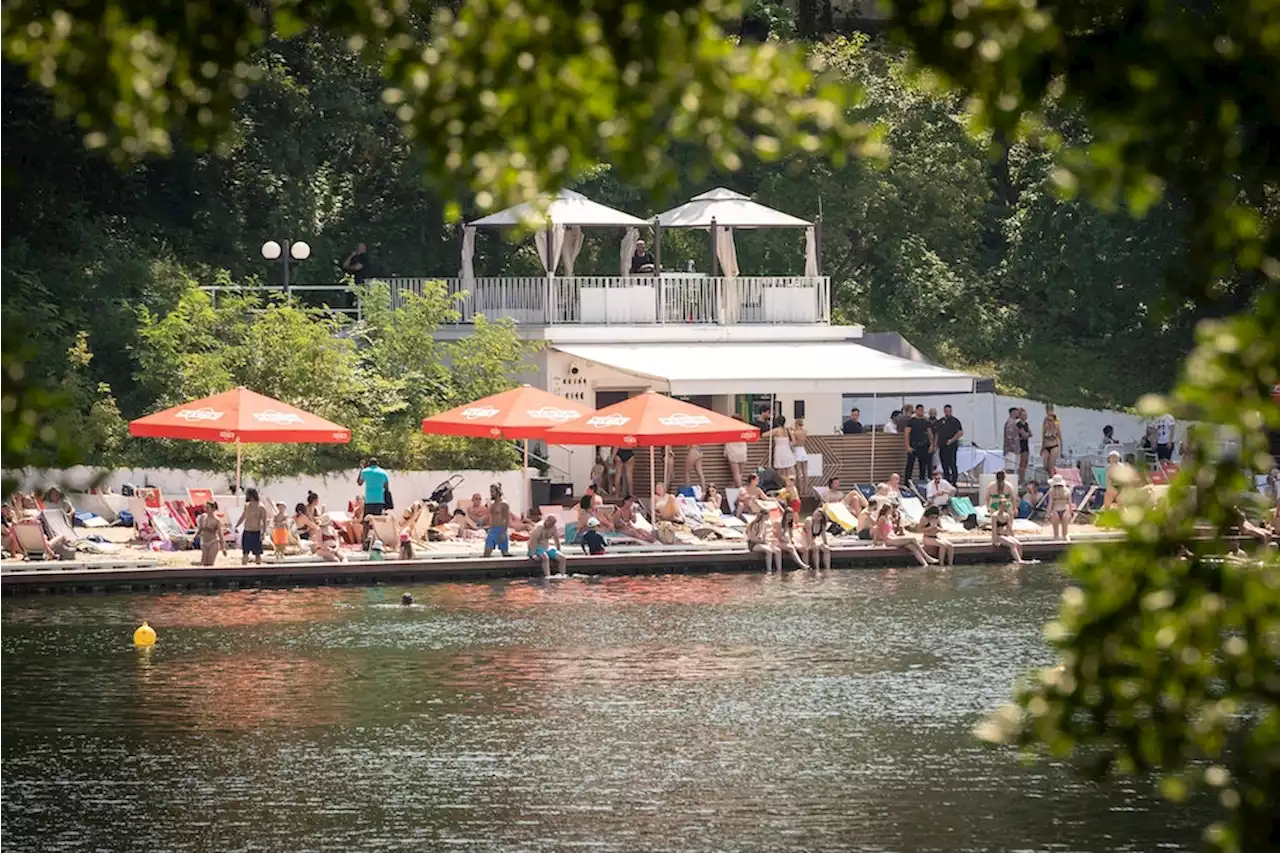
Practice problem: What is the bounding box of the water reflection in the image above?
[2,568,1202,852]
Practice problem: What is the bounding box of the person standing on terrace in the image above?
[904,404,932,480]
[841,408,864,434]
[630,238,656,273]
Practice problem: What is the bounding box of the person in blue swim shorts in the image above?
[526,514,566,577]
[483,483,511,557]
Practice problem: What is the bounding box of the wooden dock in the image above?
[0,538,1091,595]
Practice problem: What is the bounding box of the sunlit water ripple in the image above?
[2,566,1202,852]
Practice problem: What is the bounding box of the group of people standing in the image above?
[1003,405,1062,482]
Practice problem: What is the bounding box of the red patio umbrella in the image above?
[421,385,592,440]
[422,385,593,506]
[128,387,351,490]
[543,391,759,500]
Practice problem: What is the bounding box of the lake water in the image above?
[2,567,1202,851]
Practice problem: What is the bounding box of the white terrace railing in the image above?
[385,274,831,325]
[199,275,831,326]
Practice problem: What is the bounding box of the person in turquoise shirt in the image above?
[357,458,390,547]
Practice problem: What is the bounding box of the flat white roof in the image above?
[554,342,977,395]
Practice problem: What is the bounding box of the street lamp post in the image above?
[260,239,312,295]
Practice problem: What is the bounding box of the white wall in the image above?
[8,467,535,515]
[840,392,1152,458]
[544,348,664,488]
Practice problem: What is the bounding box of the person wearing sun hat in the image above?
[580,515,607,556]
[1047,474,1073,540]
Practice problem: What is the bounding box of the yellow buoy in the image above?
[133,621,157,647]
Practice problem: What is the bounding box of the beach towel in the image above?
[1056,468,1083,487]
[856,483,876,500]
[949,496,980,530]
[823,501,858,532]
[677,496,703,524]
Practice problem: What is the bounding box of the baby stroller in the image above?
[426,474,465,506]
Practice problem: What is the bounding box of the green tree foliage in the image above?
[0,0,872,213]
[878,1,1280,849]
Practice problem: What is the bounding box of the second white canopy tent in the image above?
[458,187,820,280]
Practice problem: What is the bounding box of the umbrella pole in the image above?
[523,440,530,516]
[235,438,243,494]
[870,393,877,484]
[649,446,656,511]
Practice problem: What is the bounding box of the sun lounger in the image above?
[366,514,397,547]
[824,501,858,532]
[71,492,127,525]
[187,488,214,508]
[40,508,80,543]
[1092,466,1108,489]
[898,496,925,526]
[856,483,876,500]
[1070,485,1100,523]
[10,518,73,560]
[910,479,930,501]
[136,487,163,509]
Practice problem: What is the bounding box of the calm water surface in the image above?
[3,567,1199,851]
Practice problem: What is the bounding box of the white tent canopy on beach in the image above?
[460,190,649,279]
[652,187,819,280]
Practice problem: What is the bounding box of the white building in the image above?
[391,189,985,490]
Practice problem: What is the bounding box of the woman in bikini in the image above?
[613,495,653,543]
[1041,403,1062,474]
[991,502,1032,564]
[776,507,811,570]
[293,502,319,542]
[1047,473,1073,540]
[873,503,937,566]
[919,506,955,566]
[803,506,832,570]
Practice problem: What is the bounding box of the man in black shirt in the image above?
[935,404,964,484]
[343,242,371,282]
[904,404,932,480]
[630,239,656,273]
[754,406,774,434]
[841,407,864,434]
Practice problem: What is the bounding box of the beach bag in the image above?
[383,483,395,511]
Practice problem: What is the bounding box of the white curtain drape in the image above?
[561,226,585,277]
[533,225,566,274]
[620,227,639,275]
[804,226,818,277]
[714,225,739,279]
[460,226,476,282]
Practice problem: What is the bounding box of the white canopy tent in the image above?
[460,190,649,280]
[653,187,820,281]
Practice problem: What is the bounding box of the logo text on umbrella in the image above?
[252,410,306,425]
[174,407,225,422]
[525,407,582,422]
[586,414,630,428]
[657,413,713,429]
[461,406,501,420]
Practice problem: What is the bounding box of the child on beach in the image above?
[271,502,290,562]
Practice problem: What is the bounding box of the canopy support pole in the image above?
[235,438,243,494]
[870,394,877,484]
[524,440,530,516]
